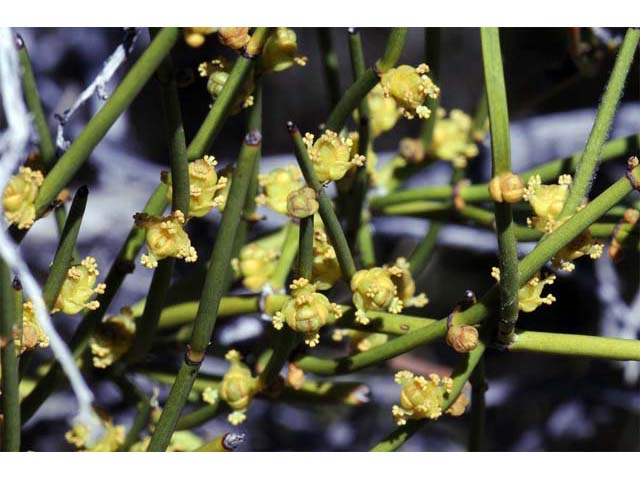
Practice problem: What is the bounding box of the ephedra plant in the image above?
[0,26,639,452]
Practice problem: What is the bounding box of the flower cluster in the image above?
[90,307,136,369]
[491,267,556,312]
[392,370,468,425]
[135,210,197,269]
[256,165,304,215]
[273,277,343,347]
[311,226,341,290]
[524,174,603,271]
[66,418,125,452]
[367,84,401,138]
[2,166,44,230]
[303,130,365,183]
[232,242,279,292]
[380,64,440,120]
[286,186,319,219]
[198,58,255,113]
[162,155,227,218]
[52,257,106,315]
[429,108,479,168]
[218,350,261,425]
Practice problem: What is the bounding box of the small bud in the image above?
[446,324,479,353]
[260,27,307,73]
[217,27,250,50]
[183,27,216,48]
[489,172,525,203]
[286,186,319,218]
[199,58,255,114]
[286,363,305,390]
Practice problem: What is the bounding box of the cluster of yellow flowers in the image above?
[380,64,440,120]
[392,370,468,425]
[89,307,136,369]
[256,165,304,215]
[491,267,557,312]
[273,277,343,347]
[2,166,44,230]
[135,210,197,269]
[303,130,365,184]
[232,242,279,292]
[65,418,125,452]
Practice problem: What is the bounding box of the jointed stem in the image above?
[481,27,519,344]
[0,268,20,450]
[316,28,342,109]
[468,357,486,451]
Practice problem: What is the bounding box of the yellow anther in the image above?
[492,267,556,313]
[303,130,365,183]
[351,266,403,325]
[219,349,260,425]
[392,370,455,425]
[380,64,440,120]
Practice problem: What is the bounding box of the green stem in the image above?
[176,402,221,431]
[1,269,20,451]
[115,376,152,451]
[289,124,357,280]
[41,186,88,309]
[468,356,486,451]
[148,130,261,452]
[31,28,179,220]
[316,28,342,109]
[408,222,442,276]
[560,28,640,218]
[127,33,189,365]
[419,27,441,150]
[345,28,371,251]
[325,28,407,132]
[509,330,640,360]
[270,221,299,290]
[481,27,519,344]
[369,133,640,209]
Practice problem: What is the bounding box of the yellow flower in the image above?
[2,166,44,230]
[135,210,197,268]
[392,371,454,425]
[198,58,255,114]
[232,242,279,292]
[489,172,525,203]
[66,418,125,452]
[14,301,49,353]
[303,130,365,183]
[261,27,307,73]
[380,64,440,120]
[217,27,251,50]
[162,155,227,218]
[312,227,342,290]
[90,307,136,369]
[429,108,479,168]
[368,84,401,138]
[273,278,343,347]
[524,174,572,233]
[273,278,342,347]
[183,27,216,48]
[350,266,403,325]
[219,350,260,426]
[386,257,429,308]
[52,257,106,315]
[491,267,556,313]
[256,165,304,215]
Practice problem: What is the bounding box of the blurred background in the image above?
[12,27,640,451]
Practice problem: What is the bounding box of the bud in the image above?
[183,27,216,48]
[392,371,452,425]
[387,258,429,308]
[489,172,525,203]
[199,58,255,114]
[380,64,440,120]
[446,324,479,353]
[524,174,572,233]
[2,166,44,230]
[287,186,319,218]
[52,257,107,315]
[217,27,250,50]
[261,27,307,73]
